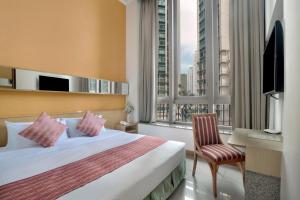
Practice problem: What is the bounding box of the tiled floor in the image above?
[169,157,245,200]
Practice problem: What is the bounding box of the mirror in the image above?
[0,66,128,95]
[0,66,14,88]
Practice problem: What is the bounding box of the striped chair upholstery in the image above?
[193,113,222,146]
[201,144,245,162]
[193,113,244,162]
[192,113,245,198]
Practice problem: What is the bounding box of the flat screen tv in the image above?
[263,20,284,95]
[39,75,69,92]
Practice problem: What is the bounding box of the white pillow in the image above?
[5,119,68,150]
[4,121,37,150]
[64,117,106,138]
[56,119,68,142]
[64,118,86,137]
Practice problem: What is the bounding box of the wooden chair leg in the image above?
[237,161,245,186]
[192,153,198,176]
[241,161,245,186]
[209,163,218,198]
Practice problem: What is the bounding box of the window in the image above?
[155,0,231,129]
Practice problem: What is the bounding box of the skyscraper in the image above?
[156,0,169,121]
[187,65,194,95]
[197,0,206,96]
[187,64,197,96]
[179,74,187,96]
[218,0,230,96]
[157,0,168,97]
[216,0,231,126]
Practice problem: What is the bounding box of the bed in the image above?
[0,111,186,200]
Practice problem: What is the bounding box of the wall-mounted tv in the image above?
[263,20,284,95]
[39,75,69,92]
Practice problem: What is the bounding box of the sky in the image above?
[180,0,198,74]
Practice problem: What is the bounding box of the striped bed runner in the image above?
[0,136,166,200]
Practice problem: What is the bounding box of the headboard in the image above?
[0,109,126,147]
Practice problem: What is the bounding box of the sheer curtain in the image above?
[139,0,156,123]
[230,0,267,129]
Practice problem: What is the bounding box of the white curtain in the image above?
[230,0,267,129]
[139,0,156,123]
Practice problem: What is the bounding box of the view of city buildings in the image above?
[187,63,197,95]
[218,0,231,96]
[197,0,206,96]
[156,0,231,126]
[216,0,231,126]
[179,0,230,97]
[156,0,169,121]
[157,0,168,97]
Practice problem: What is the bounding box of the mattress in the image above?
[0,129,186,200]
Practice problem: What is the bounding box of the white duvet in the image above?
[0,129,185,200]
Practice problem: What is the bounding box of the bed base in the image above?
[144,159,186,200]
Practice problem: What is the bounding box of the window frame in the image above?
[155,0,231,126]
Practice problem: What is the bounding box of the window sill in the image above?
[139,122,232,135]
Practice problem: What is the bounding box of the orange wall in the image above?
[0,0,126,118]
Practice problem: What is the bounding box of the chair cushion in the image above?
[193,114,221,146]
[201,144,245,162]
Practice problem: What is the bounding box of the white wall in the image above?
[126,0,140,122]
[139,124,230,151]
[280,0,300,199]
[265,0,277,36]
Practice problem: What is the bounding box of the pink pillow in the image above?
[76,111,106,136]
[19,112,67,147]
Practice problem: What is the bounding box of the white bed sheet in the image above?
[0,129,185,200]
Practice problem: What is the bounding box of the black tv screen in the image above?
[263,20,284,94]
[39,75,69,92]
